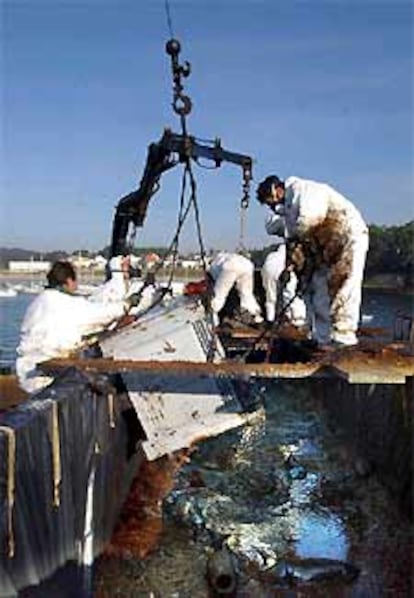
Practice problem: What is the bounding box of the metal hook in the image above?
[166,38,193,123]
[173,94,192,116]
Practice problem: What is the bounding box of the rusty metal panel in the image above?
[41,349,414,385]
[40,357,321,379]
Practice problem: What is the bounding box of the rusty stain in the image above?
[228,323,309,342]
[296,210,354,313]
[41,357,320,377]
[163,341,177,353]
[103,450,191,560]
[358,327,389,338]
[117,314,136,329]
[0,376,28,413]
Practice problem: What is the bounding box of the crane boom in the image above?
[109,128,253,258]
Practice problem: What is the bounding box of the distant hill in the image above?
[0,247,69,269]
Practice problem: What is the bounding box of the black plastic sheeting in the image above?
[0,368,142,597]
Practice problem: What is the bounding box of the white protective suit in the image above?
[282,176,369,346]
[89,256,129,303]
[209,252,263,321]
[262,244,307,325]
[262,209,307,325]
[16,271,128,394]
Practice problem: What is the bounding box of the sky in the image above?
[1,0,413,253]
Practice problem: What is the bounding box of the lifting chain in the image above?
[238,163,252,251]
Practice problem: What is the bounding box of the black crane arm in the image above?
[109,128,253,258]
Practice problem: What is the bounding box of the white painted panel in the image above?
[100,296,248,459]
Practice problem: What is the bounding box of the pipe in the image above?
[206,547,237,595]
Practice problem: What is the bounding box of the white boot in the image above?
[265,301,276,323]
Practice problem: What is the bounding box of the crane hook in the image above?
[166,38,193,117]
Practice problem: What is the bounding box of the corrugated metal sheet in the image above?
[0,369,141,596]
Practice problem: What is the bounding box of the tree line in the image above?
[251,221,414,289]
[365,221,413,287]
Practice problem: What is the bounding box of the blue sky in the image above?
[1,0,413,253]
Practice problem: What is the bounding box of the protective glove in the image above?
[129,265,142,279]
[124,292,141,311]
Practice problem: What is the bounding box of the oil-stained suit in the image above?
[283,176,368,346]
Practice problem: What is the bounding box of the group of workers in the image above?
[209,174,368,347]
[16,174,368,394]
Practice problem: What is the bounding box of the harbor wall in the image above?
[312,377,413,519]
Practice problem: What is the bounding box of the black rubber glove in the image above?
[125,292,141,310]
[279,268,291,288]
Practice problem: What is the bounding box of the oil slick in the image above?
[261,557,359,587]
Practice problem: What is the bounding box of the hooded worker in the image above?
[208,252,263,326]
[257,175,369,347]
[16,260,140,393]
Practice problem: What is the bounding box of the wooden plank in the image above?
[39,357,322,379]
[40,350,414,385]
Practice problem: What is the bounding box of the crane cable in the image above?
[186,161,208,272]
[164,0,175,39]
[163,4,243,262]
[162,5,209,274]
[120,158,207,322]
[121,4,234,318]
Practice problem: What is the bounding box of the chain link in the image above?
[238,164,252,249]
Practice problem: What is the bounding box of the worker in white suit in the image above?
[16,259,139,393]
[257,175,368,347]
[261,207,307,325]
[89,255,130,303]
[208,252,263,325]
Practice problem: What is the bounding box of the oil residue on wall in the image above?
[103,450,191,561]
